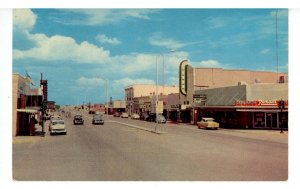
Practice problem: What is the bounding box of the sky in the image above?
[12,9,288,105]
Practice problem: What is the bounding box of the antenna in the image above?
[275,9,279,81]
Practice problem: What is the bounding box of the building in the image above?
[125,84,178,115]
[13,73,42,136]
[108,100,126,114]
[193,83,288,129]
[177,61,288,129]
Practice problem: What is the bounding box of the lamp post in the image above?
[154,49,175,133]
[98,76,109,120]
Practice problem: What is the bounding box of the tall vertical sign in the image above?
[179,60,188,96]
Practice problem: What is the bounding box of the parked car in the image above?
[197,118,219,130]
[49,119,67,135]
[73,115,84,125]
[131,113,140,120]
[113,112,121,117]
[92,114,104,125]
[156,115,166,124]
[120,112,129,118]
[141,113,149,121]
[146,113,156,122]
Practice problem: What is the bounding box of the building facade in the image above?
[13,73,42,136]
[176,62,288,129]
[125,84,178,115]
[193,83,288,129]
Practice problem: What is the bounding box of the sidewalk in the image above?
[13,123,47,144]
[166,121,288,143]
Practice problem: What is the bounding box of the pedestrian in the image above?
[29,116,35,136]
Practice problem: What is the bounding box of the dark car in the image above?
[146,113,156,122]
[92,114,104,125]
[73,115,84,125]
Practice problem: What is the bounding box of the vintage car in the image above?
[49,119,67,135]
[156,115,166,124]
[197,118,219,130]
[131,113,140,120]
[73,115,84,125]
[92,114,104,125]
[120,112,129,118]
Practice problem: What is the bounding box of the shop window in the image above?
[254,112,265,128]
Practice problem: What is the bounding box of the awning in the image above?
[16,109,38,113]
[236,109,288,112]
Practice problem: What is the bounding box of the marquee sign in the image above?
[179,60,188,96]
[235,100,288,107]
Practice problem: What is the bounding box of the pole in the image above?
[106,79,109,120]
[280,99,284,133]
[40,73,45,137]
[155,56,158,133]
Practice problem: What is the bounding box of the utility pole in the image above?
[278,99,285,133]
[40,73,45,137]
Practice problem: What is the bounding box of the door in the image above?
[266,113,278,129]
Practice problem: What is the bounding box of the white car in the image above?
[120,112,129,118]
[49,119,67,135]
[197,118,219,130]
[131,113,140,120]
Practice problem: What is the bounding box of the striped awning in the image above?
[16,109,38,113]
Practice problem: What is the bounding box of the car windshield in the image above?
[94,115,102,119]
[75,115,82,119]
[52,120,64,125]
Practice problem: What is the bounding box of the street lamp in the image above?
[98,76,109,120]
[154,49,175,133]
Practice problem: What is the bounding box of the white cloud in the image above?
[75,76,106,87]
[96,34,121,45]
[260,49,271,54]
[148,33,187,50]
[113,77,155,87]
[52,9,158,26]
[13,34,110,64]
[196,60,222,68]
[13,9,37,31]
[207,17,228,29]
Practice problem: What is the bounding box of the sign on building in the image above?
[193,94,206,103]
[179,60,188,96]
[151,100,163,113]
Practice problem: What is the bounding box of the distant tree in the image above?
[55,105,60,110]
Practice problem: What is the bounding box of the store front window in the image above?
[253,113,265,128]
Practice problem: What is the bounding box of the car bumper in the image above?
[50,129,67,134]
[74,121,84,124]
[93,121,104,124]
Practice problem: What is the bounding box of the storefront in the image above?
[237,109,288,129]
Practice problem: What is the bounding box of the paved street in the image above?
[13,109,288,181]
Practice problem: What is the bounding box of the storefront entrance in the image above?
[266,113,278,129]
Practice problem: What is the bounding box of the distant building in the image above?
[124,84,178,115]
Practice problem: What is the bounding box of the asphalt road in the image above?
[13,110,288,181]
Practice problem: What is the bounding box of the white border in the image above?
[2,3,300,189]
[0,0,299,9]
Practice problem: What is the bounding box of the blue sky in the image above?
[12,9,288,105]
